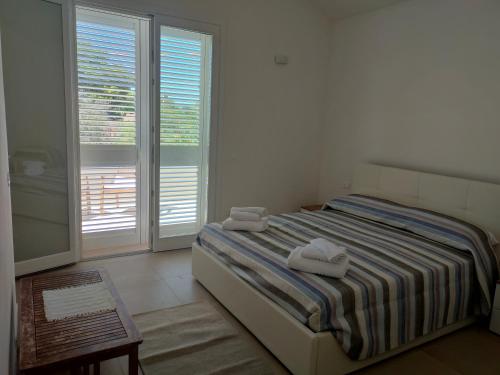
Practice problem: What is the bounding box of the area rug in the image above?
[42,281,116,321]
[133,301,274,375]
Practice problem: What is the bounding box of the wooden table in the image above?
[19,269,143,374]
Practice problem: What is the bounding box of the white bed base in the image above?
[193,164,500,374]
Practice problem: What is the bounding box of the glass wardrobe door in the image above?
[0,0,76,274]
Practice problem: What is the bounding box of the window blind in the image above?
[80,167,136,233]
[77,19,137,145]
[160,33,201,146]
[159,166,198,226]
[76,8,144,240]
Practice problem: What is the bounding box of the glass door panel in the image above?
[76,7,150,256]
[154,21,213,250]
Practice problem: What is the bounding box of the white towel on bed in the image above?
[222,217,269,232]
[230,210,262,222]
[287,247,349,278]
[301,238,347,264]
[230,207,268,217]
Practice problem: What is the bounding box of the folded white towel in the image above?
[230,207,268,217]
[302,238,347,264]
[287,247,349,278]
[222,217,269,232]
[230,211,262,222]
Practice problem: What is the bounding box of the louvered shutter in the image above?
[158,26,211,233]
[159,166,198,226]
[159,33,201,146]
[80,167,136,233]
[76,9,144,238]
[77,19,137,145]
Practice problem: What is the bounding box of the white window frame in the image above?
[152,15,220,252]
[156,26,211,238]
[75,6,151,253]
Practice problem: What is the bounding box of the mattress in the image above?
[197,196,498,360]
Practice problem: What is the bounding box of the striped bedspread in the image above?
[196,195,497,360]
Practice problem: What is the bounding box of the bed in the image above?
[192,164,500,374]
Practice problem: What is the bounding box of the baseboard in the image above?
[15,251,76,277]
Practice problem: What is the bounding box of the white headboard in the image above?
[352,164,500,239]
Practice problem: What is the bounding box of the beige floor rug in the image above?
[133,301,274,375]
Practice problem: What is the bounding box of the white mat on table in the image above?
[42,281,116,321]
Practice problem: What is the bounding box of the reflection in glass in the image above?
[1,0,70,262]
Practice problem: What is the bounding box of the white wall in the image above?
[318,0,500,202]
[0,30,16,375]
[75,0,330,217]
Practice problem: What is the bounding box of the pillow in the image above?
[325,194,499,314]
[325,194,497,251]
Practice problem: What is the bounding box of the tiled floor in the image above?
[29,250,500,374]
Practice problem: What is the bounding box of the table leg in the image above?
[93,361,100,375]
[129,345,139,375]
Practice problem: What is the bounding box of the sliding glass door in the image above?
[153,18,214,251]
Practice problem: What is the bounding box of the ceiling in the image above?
[312,0,405,20]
